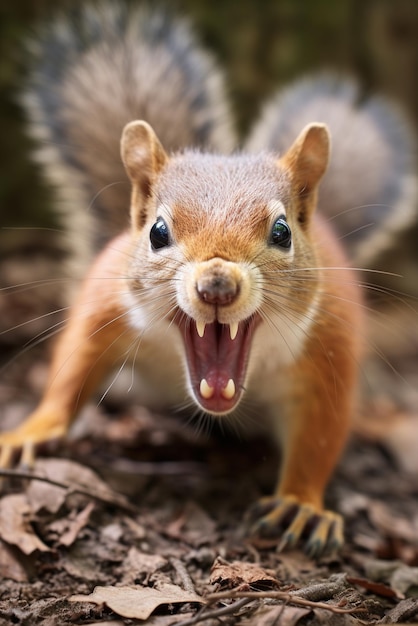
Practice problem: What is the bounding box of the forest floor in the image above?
[0,270,417,625]
[0,347,417,626]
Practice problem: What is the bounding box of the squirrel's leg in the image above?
[0,236,136,466]
[250,332,358,556]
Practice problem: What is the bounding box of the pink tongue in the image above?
[205,368,232,395]
[193,323,239,382]
[179,317,259,414]
[185,322,244,411]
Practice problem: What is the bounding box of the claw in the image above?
[248,495,298,532]
[277,504,315,552]
[305,515,330,558]
[248,495,344,557]
[325,515,344,553]
[0,444,13,467]
[0,444,14,488]
[20,440,36,470]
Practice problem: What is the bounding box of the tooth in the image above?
[200,378,215,399]
[196,320,206,338]
[229,322,239,340]
[221,379,236,400]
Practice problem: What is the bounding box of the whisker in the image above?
[87,181,127,213]
[261,285,411,388]
[337,223,374,241]
[97,337,138,406]
[0,278,78,293]
[0,323,68,374]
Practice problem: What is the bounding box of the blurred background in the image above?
[0,0,417,398]
[1,0,417,230]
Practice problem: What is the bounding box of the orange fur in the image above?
[277,216,362,509]
[0,233,135,447]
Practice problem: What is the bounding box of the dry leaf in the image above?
[363,558,401,582]
[0,494,50,554]
[102,522,124,542]
[123,516,147,540]
[123,547,167,577]
[120,547,168,586]
[63,545,109,582]
[390,565,418,596]
[367,501,418,545]
[346,575,398,599]
[276,551,318,580]
[210,557,280,589]
[26,458,133,513]
[166,501,217,546]
[0,539,28,582]
[70,583,204,620]
[49,502,95,547]
[25,465,67,514]
[359,557,418,597]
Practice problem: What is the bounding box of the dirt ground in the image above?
[0,268,417,626]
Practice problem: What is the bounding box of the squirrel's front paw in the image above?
[0,411,68,472]
[247,495,344,558]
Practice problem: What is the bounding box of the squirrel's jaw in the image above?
[177,316,260,415]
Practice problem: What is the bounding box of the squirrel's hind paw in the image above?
[247,495,344,558]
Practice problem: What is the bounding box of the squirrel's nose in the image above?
[196,273,240,306]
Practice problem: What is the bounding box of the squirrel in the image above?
[0,3,416,556]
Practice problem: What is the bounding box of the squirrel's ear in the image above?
[281,123,330,223]
[121,121,168,226]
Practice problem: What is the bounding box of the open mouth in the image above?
[176,315,261,414]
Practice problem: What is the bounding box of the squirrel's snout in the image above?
[196,273,240,306]
[194,258,242,307]
[180,257,260,324]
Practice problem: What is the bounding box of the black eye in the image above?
[150,217,170,250]
[270,216,292,249]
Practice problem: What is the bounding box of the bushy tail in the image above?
[24,3,235,270]
[246,74,417,265]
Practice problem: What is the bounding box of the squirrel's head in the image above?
[121,121,330,416]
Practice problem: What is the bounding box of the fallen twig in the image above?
[205,589,367,615]
[289,574,348,601]
[172,597,253,626]
[170,557,197,595]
